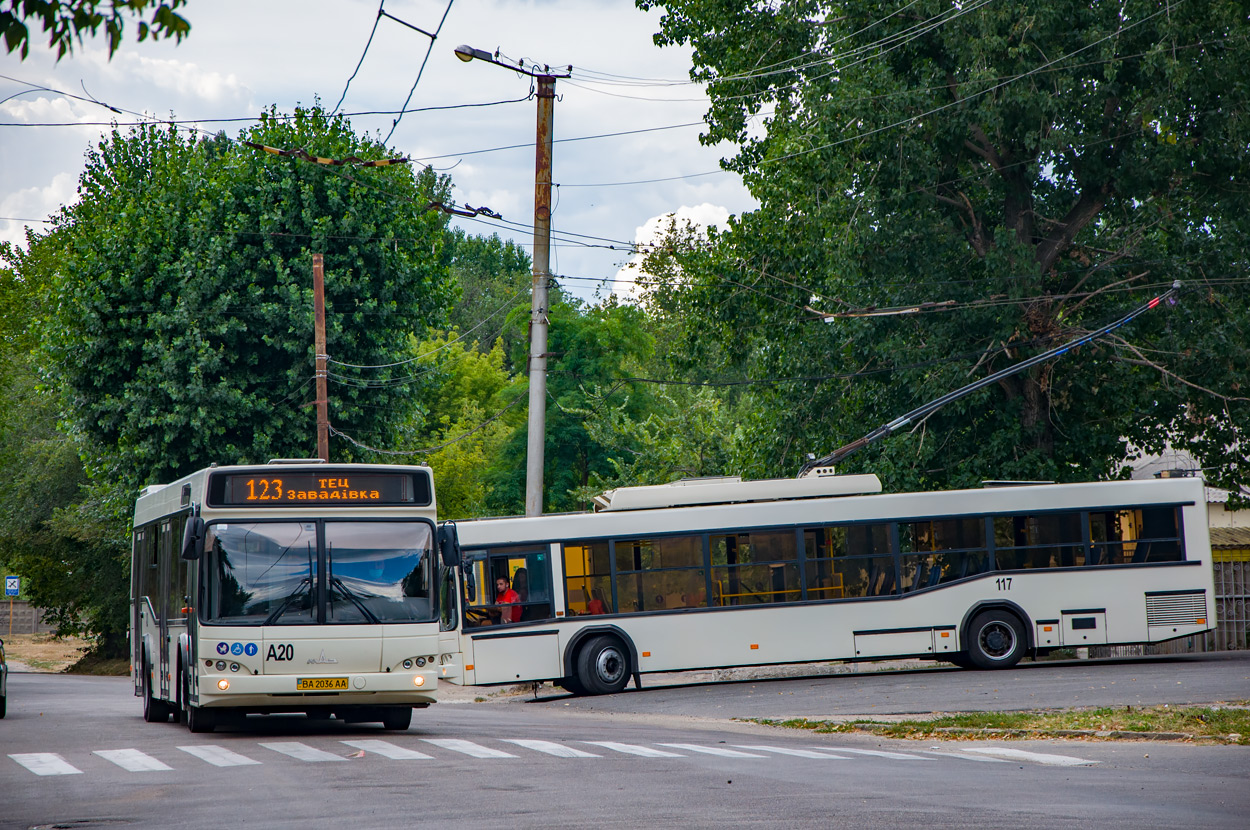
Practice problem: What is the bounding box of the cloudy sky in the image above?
[0,0,756,303]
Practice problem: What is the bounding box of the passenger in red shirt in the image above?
[494,575,521,624]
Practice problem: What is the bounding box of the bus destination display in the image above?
[208,470,431,507]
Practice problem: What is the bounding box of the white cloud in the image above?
[0,172,78,247]
[612,203,731,301]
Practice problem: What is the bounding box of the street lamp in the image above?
[455,45,570,517]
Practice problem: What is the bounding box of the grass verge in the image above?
[749,704,1250,745]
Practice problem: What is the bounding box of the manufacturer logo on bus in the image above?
[307,650,339,665]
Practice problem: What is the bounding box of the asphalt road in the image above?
[526,651,1250,719]
[2,653,1248,830]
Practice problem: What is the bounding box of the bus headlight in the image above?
[402,659,413,669]
[413,676,425,687]
[416,657,426,667]
[217,679,230,691]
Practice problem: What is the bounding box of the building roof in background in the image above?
[1210,527,1250,548]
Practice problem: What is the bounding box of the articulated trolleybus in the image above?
[445,473,1215,695]
[132,461,460,732]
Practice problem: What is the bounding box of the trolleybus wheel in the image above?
[142,659,170,723]
[381,706,412,731]
[966,610,1026,669]
[576,635,630,695]
[557,676,587,696]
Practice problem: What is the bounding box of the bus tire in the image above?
[557,676,587,696]
[967,610,1026,669]
[142,660,171,723]
[186,702,216,733]
[576,635,630,695]
[381,707,413,731]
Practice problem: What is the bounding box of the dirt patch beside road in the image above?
[3,633,89,672]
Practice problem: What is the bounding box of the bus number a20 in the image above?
[267,643,294,661]
[995,577,1013,591]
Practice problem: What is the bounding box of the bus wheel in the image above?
[142,661,170,723]
[381,707,412,731]
[186,702,216,733]
[576,636,630,695]
[967,610,1026,669]
[557,676,587,696]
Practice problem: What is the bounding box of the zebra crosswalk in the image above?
[7,738,1098,777]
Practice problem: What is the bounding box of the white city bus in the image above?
[443,473,1215,694]
[132,461,459,732]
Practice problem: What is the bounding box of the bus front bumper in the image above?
[194,669,439,708]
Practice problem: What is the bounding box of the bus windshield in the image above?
[203,520,434,625]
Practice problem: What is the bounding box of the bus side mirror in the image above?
[182,516,205,560]
[438,523,461,568]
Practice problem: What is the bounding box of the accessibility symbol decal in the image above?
[244,643,258,657]
[216,642,229,655]
[230,642,244,656]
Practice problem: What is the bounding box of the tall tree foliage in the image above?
[9,107,453,654]
[1,0,190,60]
[639,0,1250,492]
[30,106,453,490]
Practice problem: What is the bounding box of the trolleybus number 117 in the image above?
[996,577,1013,591]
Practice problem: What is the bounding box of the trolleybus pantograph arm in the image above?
[798,281,1182,476]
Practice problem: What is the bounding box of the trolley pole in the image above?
[312,253,330,462]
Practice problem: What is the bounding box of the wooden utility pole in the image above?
[312,253,329,462]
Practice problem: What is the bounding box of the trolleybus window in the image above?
[803,523,895,599]
[617,534,706,611]
[899,517,989,592]
[462,545,553,626]
[711,530,798,606]
[564,540,612,616]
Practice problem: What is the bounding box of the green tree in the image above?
[443,229,532,372]
[638,0,1250,492]
[484,292,658,514]
[28,106,453,490]
[383,331,524,520]
[8,106,453,655]
[0,249,122,652]
[2,0,190,60]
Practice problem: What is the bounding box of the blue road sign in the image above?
[5,576,19,597]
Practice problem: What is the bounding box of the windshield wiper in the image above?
[331,577,380,624]
[263,577,312,625]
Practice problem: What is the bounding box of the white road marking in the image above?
[500,739,601,758]
[812,747,934,761]
[917,748,1009,763]
[959,747,1098,766]
[259,742,348,762]
[93,749,173,772]
[659,744,766,758]
[422,739,517,758]
[178,745,262,767]
[341,740,433,760]
[9,753,82,776]
[732,745,851,759]
[582,741,685,758]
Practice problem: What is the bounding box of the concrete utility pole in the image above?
[455,45,570,516]
[526,73,555,517]
[312,253,329,462]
